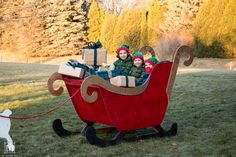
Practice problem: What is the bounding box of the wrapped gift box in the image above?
[82,48,107,66]
[96,70,122,80]
[110,76,135,87]
[58,64,86,78]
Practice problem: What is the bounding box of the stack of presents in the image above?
[58,41,159,87]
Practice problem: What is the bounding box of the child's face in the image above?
[134,58,143,67]
[145,62,153,69]
[119,50,128,60]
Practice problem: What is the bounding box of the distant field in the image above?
[1,51,236,70]
[0,62,236,157]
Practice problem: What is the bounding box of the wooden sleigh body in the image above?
[48,46,193,147]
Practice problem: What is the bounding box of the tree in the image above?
[193,0,236,57]
[0,0,89,57]
[112,9,142,52]
[87,1,104,42]
[140,10,148,47]
[100,12,118,53]
[160,0,205,32]
[148,0,164,46]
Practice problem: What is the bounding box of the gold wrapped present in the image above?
[58,64,86,78]
[110,76,135,87]
[82,48,107,66]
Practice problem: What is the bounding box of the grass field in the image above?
[0,61,236,157]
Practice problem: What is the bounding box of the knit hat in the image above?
[116,44,130,54]
[132,51,144,63]
[144,57,158,67]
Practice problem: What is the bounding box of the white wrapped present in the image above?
[110,76,135,87]
[58,64,86,78]
[82,48,107,66]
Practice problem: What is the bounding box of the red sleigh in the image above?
[48,45,193,147]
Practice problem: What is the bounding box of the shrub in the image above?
[193,0,236,58]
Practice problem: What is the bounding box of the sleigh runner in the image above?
[48,45,193,147]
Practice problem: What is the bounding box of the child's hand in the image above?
[109,64,115,70]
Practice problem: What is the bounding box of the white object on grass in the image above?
[0,109,15,152]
